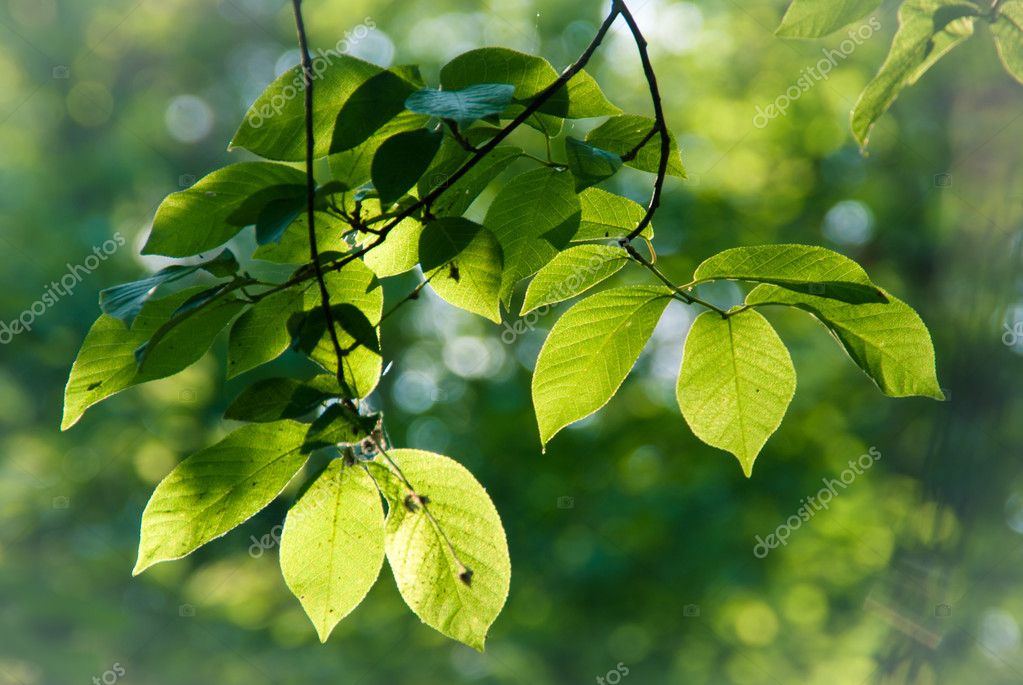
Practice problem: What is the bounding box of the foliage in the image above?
[59,0,949,651]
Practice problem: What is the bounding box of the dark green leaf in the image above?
[371,128,443,205]
[225,376,340,423]
[585,115,686,178]
[564,137,622,191]
[405,84,516,126]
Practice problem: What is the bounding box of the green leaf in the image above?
[62,288,243,430]
[143,163,306,257]
[532,286,671,446]
[851,1,978,147]
[371,450,510,652]
[483,167,581,305]
[676,309,796,477]
[294,261,384,399]
[692,244,888,304]
[225,376,340,423]
[564,137,623,191]
[419,218,504,323]
[329,111,431,190]
[776,0,882,38]
[227,285,311,379]
[585,115,685,178]
[992,1,1023,84]
[280,459,385,642]
[405,84,517,126]
[572,187,654,241]
[133,420,313,575]
[521,245,627,314]
[371,128,443,205]
[231,55,382,161]
[418,142,521,218]
[332,68,420,152]
[745,284,944,399]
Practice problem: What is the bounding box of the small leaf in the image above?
[133,420,313,574]
[776,0,882,38]
[532,286,671,446]
[992,1,1023,84]
[99,265,200,325]
[231,55,382,161]
[745,284,943,399]
[564,137,623,191]
[143,162,306,258]
[585,115,685,178]
[483,168,581,305]
[371,450,510,652]
[676,309,796,477]
[418,142,521,218]
[521,245,627,314]
[692,244,888,304]
[225,376,340,423]
[851,1,978,147]
[405,84,516,126]
[280,460,386,642]
[419,218,504,323]
[572,187,654,241]
[371,128,443,205]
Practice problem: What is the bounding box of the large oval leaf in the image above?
[532,286,672,446]
[676,309,796,477]
[280,460,385,642]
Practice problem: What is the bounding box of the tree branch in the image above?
[292,0,355,402]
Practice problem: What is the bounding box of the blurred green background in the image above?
[2,0,1023,683]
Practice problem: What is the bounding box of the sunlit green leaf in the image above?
[133,420,313,574]
[745,284,944,399]
[370,450,510,652]
[280,459,385,642]
[231,55,382,161]
[143,163,306,257]
[676,309,796,477]
[776,0,882,38]
[692,244,888,304]
[851,0,978,147]
[227,285,311,379]
[521,245,627,314]
[332,68,421,152]
[532,286,671,446]
[572,187,653,241]
[992,1,1023,84]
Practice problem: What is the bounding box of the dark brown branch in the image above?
[617,1,671,242]
[291,0,355,402]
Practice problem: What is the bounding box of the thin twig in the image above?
[292,0,355,403]
[619,239,729,317]
[617,0,671,243]
[380,272,436,323]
